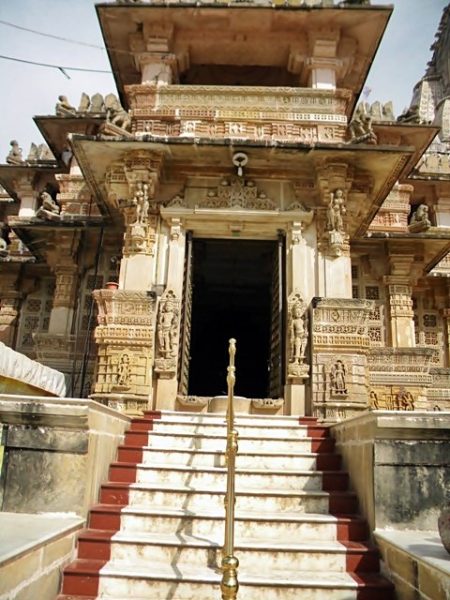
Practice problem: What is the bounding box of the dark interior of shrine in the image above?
[188,238,277,398]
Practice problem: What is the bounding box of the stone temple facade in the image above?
[1,0,450,420]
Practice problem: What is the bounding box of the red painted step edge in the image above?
[62,560,107,596]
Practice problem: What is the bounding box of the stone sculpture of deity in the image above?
[330,360,347,395]
[326,189,346,233]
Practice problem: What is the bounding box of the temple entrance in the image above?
[181,238,284,398]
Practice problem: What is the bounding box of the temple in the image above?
[1,1,450,598]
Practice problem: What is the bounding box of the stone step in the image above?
[124,430,335,453]
[132,419,328,439]
[62,559,395,600]
[108,462,348,491]
[117,445,342,470]
[99,482,358,514]
[144,410,304,425]
[77,529,379,574]
[89,505,368,542]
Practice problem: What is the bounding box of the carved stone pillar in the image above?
[109,150,164,291]
[16,175,38,218]
[315,164,353,297]
[284,220,313,415]
[0,268,22,347]
[33,232,81,379]
[310,298,373,420]
[154,219,186,410]
[91,290,156,415]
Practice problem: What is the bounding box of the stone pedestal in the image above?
[311,297,373,420]
[91,289,156,415]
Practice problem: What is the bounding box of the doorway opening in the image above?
[187,238,280,397]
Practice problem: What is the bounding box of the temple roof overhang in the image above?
[96,2,392,115]
[0,164,63,203]
[71,135,416,239]
[373,123,439,181]
[356,234,450,275]
[7,216,105,262]
[33,116,106,165]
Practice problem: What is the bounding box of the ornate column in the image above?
[284,218,314,415]
[0,268,22,347]
[154,218,186,410]
[116,150,164,291]
[315,163,353,298]
[384,253,416,348]
[16,174,38,217]
[91,150,165,413]
[33,232,81,378]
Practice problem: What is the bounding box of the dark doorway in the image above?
[187,238,277,397]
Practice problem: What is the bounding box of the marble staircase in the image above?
[57,411,395,599]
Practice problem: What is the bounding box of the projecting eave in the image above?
[7,215,105,262]
[33,115,106,165]
[96,2,392,115]
[361,231,450,274]
[70,134,414,238]
[373,122,439,180]
[0,164,63,202]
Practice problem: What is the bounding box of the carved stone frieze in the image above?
[312,298,373,350]
[126,84,350,145]
[287,292,309,380]
[176,395,209,408]
[251,398,284,410]
[203,178,276,211]
[155,288,180,377]
[368,347,434,387]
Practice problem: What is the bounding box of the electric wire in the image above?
[0,54,112,74]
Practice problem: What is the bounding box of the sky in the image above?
[0,0,447,160]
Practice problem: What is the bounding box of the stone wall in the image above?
[0,396,130,516]
[331,411,450,531]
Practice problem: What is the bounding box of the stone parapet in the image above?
[127,84,350,145]
[310,297,373,420]
[375,530,450,600]
[331,411,450,532]
[0,395,129,516]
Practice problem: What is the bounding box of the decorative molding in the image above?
[203,178,276,211]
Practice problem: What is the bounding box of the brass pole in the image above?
[221,338,239,600]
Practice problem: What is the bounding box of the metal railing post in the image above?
[220,338,239,600]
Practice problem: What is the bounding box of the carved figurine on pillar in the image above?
[287,292,309,379]
[324,188,349,257]
[329,359,347,396]
[120,180,157,256]
[155,289,180,376]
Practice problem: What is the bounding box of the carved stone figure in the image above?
[330,360,347,395]
[6,140,24,165]
[134,181,150,224]
[157,291,178,359]
[395,387,415,410]
[117,353,131,386]
[55,95,76,116]
[89,93,105,113]
[326,189,346,233]
[40,191,60,214]
[349,103,377,144]
[288,293,309,378]
[409,203,431,231]
[78,92,90,112]
[105,93,131,132]
[0,236,7,257]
